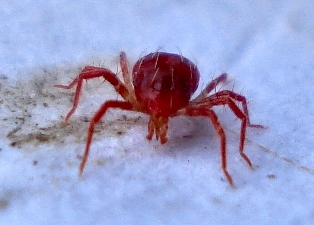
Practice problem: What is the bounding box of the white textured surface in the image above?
[0,1,314,224]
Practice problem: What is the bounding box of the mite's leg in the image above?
[55,66,129,121]
[179,107,234,186]
[193,73,227,102]
[79,100,133,175]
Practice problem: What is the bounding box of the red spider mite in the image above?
[55,51,264,186]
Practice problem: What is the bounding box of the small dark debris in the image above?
[183,135,193,138]
[82,117,90,122]
[267,174,276,179]
[43,102,49,108]
[9,132,56,148]
[35,133,50,142]
[32,160,38,166]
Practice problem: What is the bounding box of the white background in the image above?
[0,1,314,224]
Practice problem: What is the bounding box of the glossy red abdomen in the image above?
[132,52,200,117]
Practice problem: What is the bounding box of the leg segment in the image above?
[119,52,136,99]
[146,117,154,141]
[182,107,234,186]
[206,91,264,167]
[146,117,169,144]
[79,100,133,176]
[193,73,227,102]
[210,90,264,128]
[209,96,252,167]
[55,66,129,122]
